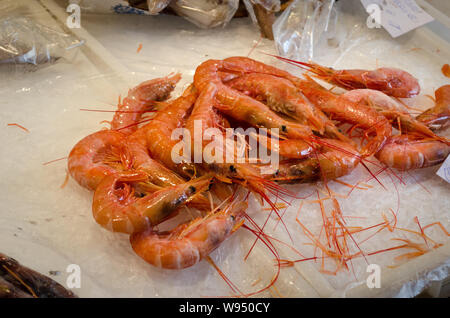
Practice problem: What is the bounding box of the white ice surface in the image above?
[0,0,449,297]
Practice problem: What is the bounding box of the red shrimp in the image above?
[226,72,354,144]
[297,76,392,157]
[262,139,361,183]
[67,130,131,190]
[342,89,437,138]
[193,59,314,140]
[130,199,247,269]
[285,60,420,98]
[92,172,212,234]
[375,135,450,170]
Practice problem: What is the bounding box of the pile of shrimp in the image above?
[67,56,449,271]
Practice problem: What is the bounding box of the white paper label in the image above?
[436,155,450,184]
[361,0,434,38]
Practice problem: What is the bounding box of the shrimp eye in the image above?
[229,165,237,173]
[189,186,196,193]
[281,125,287,132]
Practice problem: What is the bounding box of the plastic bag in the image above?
[243,0,280,39]
[273,0,338,61]
[245,0,280,13]
[169,0,239,29]
[146,0,171,15]
[0,16,83,66]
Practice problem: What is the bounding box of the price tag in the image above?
[436,155,450,184]
[361,0,434,38]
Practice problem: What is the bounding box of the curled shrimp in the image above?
[262,139,360,183]
[110,73,181,135]
[92,171,212,234]
[416,84,450,131]
[68,130,132,190]
[375,135,450,170]
[67,129,188,191]
[289,60,420,98]
[130,199,247,269]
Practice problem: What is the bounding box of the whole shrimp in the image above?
[130,198,247,269]
[69,74,182,190]
[375,135,449,170]
[68,130,132,190]
[416,84,450,131]
[92,171,212,234]
[68,130,190,191]
[110,73,181,135]
[288,60,420,98]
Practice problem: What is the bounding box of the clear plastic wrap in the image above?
[273,0,338,61]
[245,0,281,13]
[71,0,239,29]
[169,0,239,29]
[243,0,280,39]
[0,1,83,75]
